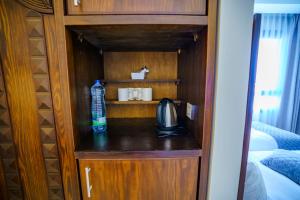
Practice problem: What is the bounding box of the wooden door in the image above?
[79,158,199,200]
[0,1,64,199]
[66,0,206,15]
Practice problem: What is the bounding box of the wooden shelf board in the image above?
[64,15,208,26]
[106,100,182,105]
[75,118,201,159]
[102,79,180,84]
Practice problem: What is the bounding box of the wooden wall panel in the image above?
[46,0,82,198]
[0,1,64,199]
[71,34,103,136]
[178,29,207,144]
[104,52,177,118]
[104,52,177,80]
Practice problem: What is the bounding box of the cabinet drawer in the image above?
[67,0,206,15]
[79,158,199,200]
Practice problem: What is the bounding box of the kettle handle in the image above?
[156,103,162,125]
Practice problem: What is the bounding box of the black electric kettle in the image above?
[156,98,178,131]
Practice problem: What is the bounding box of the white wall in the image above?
[207,0,254,200]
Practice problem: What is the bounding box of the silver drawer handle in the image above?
[85,167,92,198]
[74,0,80,6]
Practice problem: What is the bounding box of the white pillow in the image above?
[243,162,267,200]
[249,129,278,151]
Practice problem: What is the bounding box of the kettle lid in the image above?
[159,98,174,104]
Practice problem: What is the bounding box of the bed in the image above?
[248,150,300,200]
[245,122,300,200]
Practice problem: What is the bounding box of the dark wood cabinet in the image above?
[66,0,206,15]
[79,158,199,200]
[0,0,217,199]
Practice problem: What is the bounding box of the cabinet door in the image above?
[67,0,206,15]
[79,158,199,200]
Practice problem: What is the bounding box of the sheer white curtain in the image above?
[253,14,300,134]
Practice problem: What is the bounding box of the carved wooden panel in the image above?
[31,57,49,74]
[38,110,55,126]
[25,9,64,199]
[0,128,12,142]
[29,38,46,56]
[45,159,60,173]
[48,173,62,187]
[41,127,56,143]
[8,189,23,200]
[33,75,51,92]
[43,144,58,158]
[0,67,23,199]
[2,159,18,173]
[0,110,11,126]
[0,144,16,158]
[16,0,53,14]
[49,188,64,200]
[37,94,53,110]
[0,1,62,199]
[5,174,21,188]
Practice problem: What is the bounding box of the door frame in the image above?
[237,14,261,200]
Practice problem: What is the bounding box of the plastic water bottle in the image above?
[91,80,107,134]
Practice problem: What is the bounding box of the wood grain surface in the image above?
[0,0,48,198]
[199,0,218,199]
[75,118,201,159]
[71,31,103,137]
[44,9,81,199]
[0,33,23,200]
[104,52,177,118]
[106,100,181,105]
[64,15,208,26]
[16,0,53,14]
[66,0,206,15]
[178,30,207,145]
[79,158,199,200]
[70,25,203,51]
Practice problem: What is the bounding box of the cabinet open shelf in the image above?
[68,24,207,150]
[106,100,182,105]
[75,118,201,159]
[102,79,180,85]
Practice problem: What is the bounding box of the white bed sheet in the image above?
[249,129,278,151]
[248,151,300,200]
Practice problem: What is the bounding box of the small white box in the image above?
[131,72,145,80]
[186,102,197,120]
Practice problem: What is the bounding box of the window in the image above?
[253,38,282,118]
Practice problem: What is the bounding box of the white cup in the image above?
[128,88,134,100]
[136,88,143,100]
[118,88,129,101]
[142,88,152,101]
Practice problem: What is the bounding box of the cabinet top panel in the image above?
[75,118,201,159]
[68,24,204,51]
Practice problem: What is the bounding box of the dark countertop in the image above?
[75,118,202,159]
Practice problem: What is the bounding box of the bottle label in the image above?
[93,117,106,126]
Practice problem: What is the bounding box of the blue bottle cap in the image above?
[95,80,101,84]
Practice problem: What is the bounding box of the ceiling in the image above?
[254,0,300,13]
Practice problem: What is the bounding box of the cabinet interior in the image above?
[66,24,207,148]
